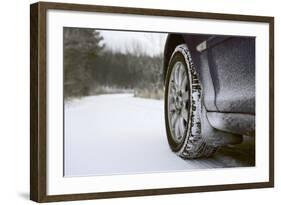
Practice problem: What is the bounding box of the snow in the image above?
[64,93,250,177]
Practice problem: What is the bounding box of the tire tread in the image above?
[166,44,217,159]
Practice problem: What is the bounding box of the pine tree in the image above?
[63,27,104,99]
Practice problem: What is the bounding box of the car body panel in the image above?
[206,37,255,114]
[164,34,255,115]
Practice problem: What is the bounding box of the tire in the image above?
[164,44,217,159]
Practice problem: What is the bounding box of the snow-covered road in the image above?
[64,94,254,177]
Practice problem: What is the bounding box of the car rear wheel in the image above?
[165,44,217,159]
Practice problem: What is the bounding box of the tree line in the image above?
[64,27,164,100]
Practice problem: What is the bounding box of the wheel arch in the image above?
[163,34,219,112]
[163,34,205,82]
[163,34,185,82]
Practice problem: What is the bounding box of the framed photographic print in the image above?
[30,1,274,202]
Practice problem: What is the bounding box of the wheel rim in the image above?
[167,61,190,144]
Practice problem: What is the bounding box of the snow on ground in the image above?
[64,93,253,177]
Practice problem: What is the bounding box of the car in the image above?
[163,34,255,159]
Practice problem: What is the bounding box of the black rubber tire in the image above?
[164,44,217,159]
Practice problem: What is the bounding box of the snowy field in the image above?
[64,93,254,177]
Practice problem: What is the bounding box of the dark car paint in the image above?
[208,37,255,114]
[164,34,255,115]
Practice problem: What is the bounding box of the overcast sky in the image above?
[98,30,167,56]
